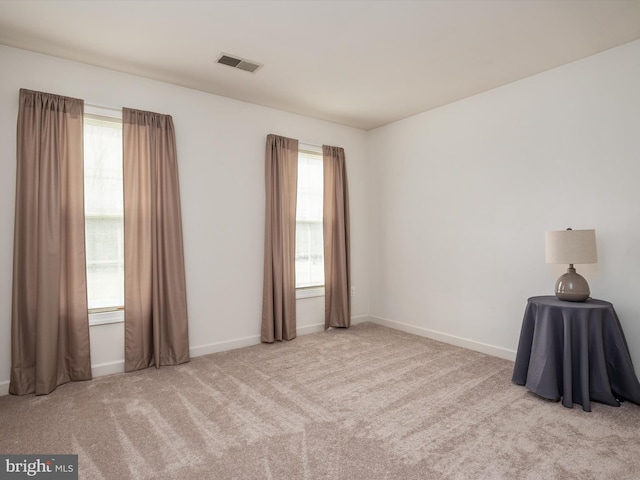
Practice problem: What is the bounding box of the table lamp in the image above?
[545,228,597,302]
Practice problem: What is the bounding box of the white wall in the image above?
[0,45,369,393]
[367,39,640,366]
[4,38,640,396]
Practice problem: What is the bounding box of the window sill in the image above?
[296,286,325,299]
[89,309,124,326]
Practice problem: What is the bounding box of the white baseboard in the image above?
[297,315,371,335]
[368,315,516,361]
[350,314,370,325]
[188,314,374,358]
[91,360,125,378]
[190,316,369,358]
[296,322,325,336]
[94,325,323,379]
[0,368,126,396]
[189,333,262,358]
[0,315,386,396]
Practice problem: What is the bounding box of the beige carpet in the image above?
[1,322,640,479]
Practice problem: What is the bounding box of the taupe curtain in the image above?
[323,145,351,329]
[123,108,189,372]
[10,89,91,395]
[262,134,299,342]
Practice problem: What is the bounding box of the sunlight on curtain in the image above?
[10,89,91,395]
[122,107,190,372]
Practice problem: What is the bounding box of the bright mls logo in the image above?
[0,455,77,479]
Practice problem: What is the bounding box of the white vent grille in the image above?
[216,53,262,73]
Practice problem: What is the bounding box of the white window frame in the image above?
[297,286,325,299]
[89,308,124,326]
[296,143,325,299]
[84,104,125,326]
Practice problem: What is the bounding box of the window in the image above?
[296,147,324,294]
[83,112,124,323]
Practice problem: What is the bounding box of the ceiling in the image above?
[1,1,640,130]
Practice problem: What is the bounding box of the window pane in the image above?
[84,115,124,310]
[296,151,324,288]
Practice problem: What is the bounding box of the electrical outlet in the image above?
[351,286,356,297]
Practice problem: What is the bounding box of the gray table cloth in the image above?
[512,296,640,412]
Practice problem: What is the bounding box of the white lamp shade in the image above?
[545,229,597,265]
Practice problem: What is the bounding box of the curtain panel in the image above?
[123,108,190,371]
[261,134,299,342]
[322,145,351,329]
[10,89,92,395]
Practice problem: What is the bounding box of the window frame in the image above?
[84,104,125,326]
[296,286,325,299]
[295,144,325,299]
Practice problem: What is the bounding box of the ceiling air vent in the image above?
[216,53,262,73]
